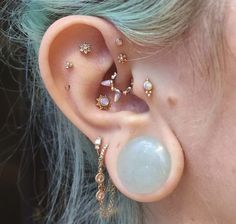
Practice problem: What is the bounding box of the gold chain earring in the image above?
[94,137,117,218]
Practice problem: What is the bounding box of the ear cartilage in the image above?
[143,78,153,97]
[115,38,123,46]
[80,42,92,55]
[96,95,110,110]
[101,72,133,102]
[117,53,128,64]
[65,61,73,69]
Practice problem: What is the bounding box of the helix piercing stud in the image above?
[65,61,73,69]
[80,42,92,55]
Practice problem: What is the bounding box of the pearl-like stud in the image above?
[143,78,153,97]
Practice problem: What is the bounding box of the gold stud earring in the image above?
[65,61,73,69]
[94,137,116,218]
[143,78,153,97]
[96,95,110,110]
[117,53,128,64]
[80,42,92,55]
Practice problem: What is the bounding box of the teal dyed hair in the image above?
[1,0,224,223]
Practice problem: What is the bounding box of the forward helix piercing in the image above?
[94,137,116,218]
[101,72,133,102]
[80,42,92,55]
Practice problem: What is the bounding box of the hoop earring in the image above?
[94,137,117,218]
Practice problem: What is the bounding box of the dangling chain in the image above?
[94,137,116,218]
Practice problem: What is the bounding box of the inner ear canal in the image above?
[99,65,149,113]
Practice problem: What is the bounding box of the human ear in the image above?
[39,15,184,202]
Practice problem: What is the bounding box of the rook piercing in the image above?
[117,53,128,64]
[80,42,92,55]
[96,95,110,110]
[115,38,123,46]
[143,78,153,97]
[65,61,73,69]
[101,72,133,102]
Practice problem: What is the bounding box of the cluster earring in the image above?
[101,72,133,102]
[65,61,73,69]
[80,42,92,55]
[94,137,116,218]
[117,53,128,64]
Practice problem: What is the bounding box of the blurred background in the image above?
[0,57,35,223]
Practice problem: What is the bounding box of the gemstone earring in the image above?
[101,72,133,102]
[96,95,110,110]
[143,78,153,97]
[116,135,184,202]
[80,42,92,55]
[94,137,116,218]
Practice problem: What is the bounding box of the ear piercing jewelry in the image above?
[80,42,92,55]
[96,95,110,110]
[115,135,184,202]
[94,137,116,218]
[117,53,128,64]
[65,61,73,69]
[115,38,123,46]
[101,72,133,102]
[143,78,153,97]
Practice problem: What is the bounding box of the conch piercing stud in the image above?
[80,42,92,55]
[96,95,110,110]
[117,53,128,64]
[101,72,133,102]
[65,61,73,69]
[143,78,153,97]
[94,137,116,218]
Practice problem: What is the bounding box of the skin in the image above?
[38,1,236,223]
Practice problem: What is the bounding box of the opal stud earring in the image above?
[80,42,92,55]
[96,95,110,110]
[143,78,153,97]
[115,38,123,46]
[65,61,73,69]
[117,53,128,64]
